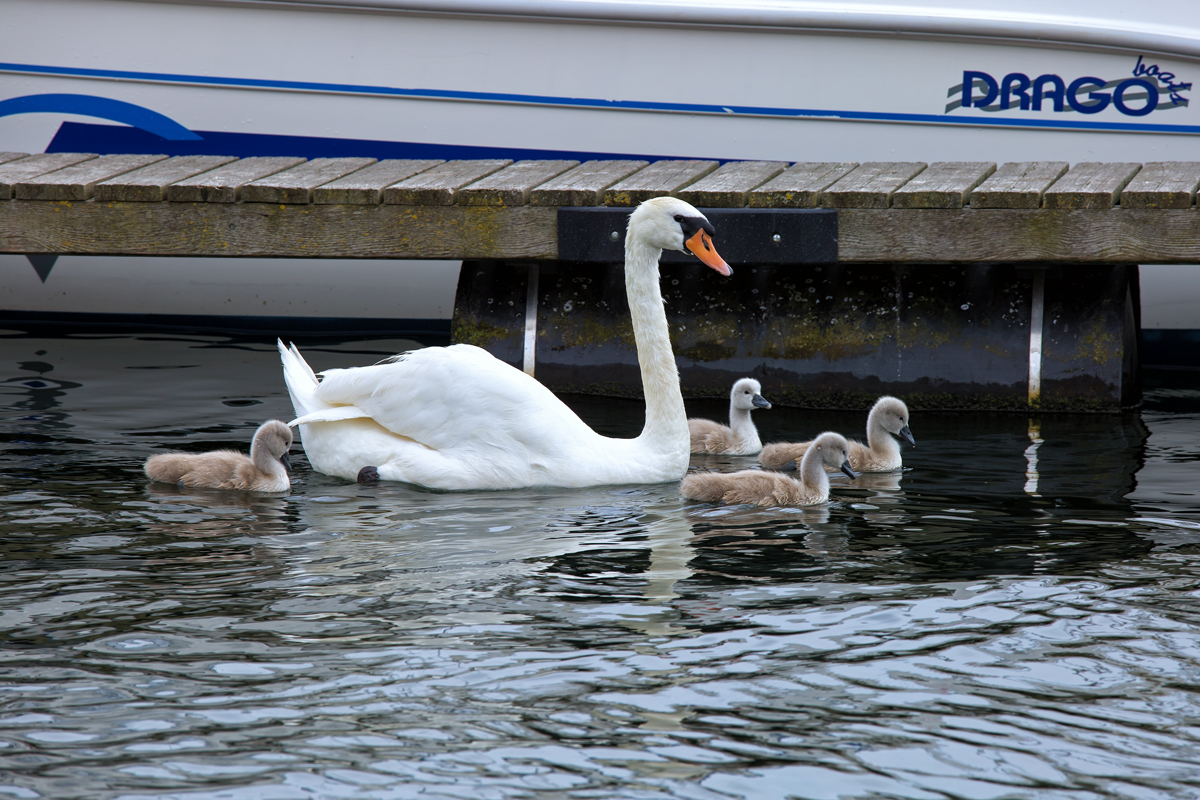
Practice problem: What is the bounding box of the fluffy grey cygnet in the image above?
[682,431,856,507]
[144,420,293,492]
[759,396,914,472]
[688,377,772,455]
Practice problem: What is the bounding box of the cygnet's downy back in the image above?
[682,432,855,507]
[688,377,772,455]
[759,395,914,473]
[144,420,293,492]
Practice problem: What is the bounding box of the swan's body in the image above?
[682,432,856,507]
[144,420,293,492]
[759,396,914,472]
[280,197,732,490]
[688,377,771,455]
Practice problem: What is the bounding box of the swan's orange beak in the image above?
[685,229,732,276]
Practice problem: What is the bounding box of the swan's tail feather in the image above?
[290,342,318,383]
[289,406,371,427]
[278,339,324,420]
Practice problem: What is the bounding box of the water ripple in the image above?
[4,335,1200,798]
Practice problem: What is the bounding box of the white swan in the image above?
[279,196,732,490]
[144,420,293,492]
[688,377,771,455]
[759,395,914,472]
[681,431,856,507]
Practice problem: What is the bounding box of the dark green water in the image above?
[2,331,1200,799]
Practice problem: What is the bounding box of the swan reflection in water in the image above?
[142,482,292,539]
[684,501,841,573]
[252,474,856,636]
[276,481,700,617]
[287,450,911,598]
[843,469,909,527]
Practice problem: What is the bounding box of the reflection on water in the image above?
[2,331,1200,799]
[1023,419,1043,496]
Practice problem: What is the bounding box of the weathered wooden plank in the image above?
[1120,162,1200,209]
[603,160,719,206]
[1043,162,1141,210]
[675,161,790,207]
[529,160,649,206]
[890,162,996,209]
[383,160,513,206]
[969,162,1069,209]
[0,153,98,200]
[821,162,927,208]
[6,200,1200,264]
[14,154,168,201]
[165,157,306,203]
[0,152,29,165]
[312,159,444,205]
[747,162,858,208]
[457,160,579,206]
[837,208,1200,263]
[240,158,377,204]
[0,201,556,260]
[94,155,240,202]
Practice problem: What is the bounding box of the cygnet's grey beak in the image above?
[899,425,915,446]
[752,394,772,410]
[780,459,798,471]
[280,452,293,472]
[840,461,858,480]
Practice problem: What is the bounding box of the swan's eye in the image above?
[674,215,683,222]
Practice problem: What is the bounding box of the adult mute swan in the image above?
[759,396,914,472]
[682,431,856,507]
[688,377,771,455]
[144,420,293,492]
[279,196,732,490]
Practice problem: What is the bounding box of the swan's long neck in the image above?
[800,448,831,498]
[626,236,687,453]
[251,436,286,478]
[729,404,761,450]
[867,413,901,461]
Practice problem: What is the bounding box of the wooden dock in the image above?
[1,153,1198,263]
[2,152,1197,412]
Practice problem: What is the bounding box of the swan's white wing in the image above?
[312,344,601,457]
